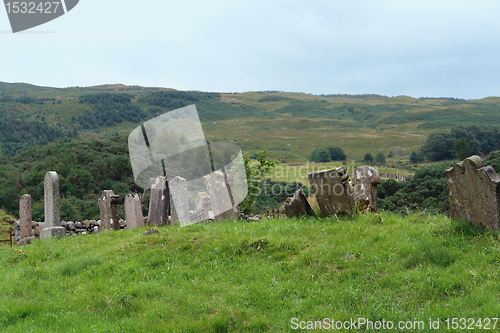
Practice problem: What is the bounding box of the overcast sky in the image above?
[1,0,499,99]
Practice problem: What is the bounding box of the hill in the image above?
[1,81,500,162]
[0,213,499,331]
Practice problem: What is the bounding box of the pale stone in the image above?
[169,176,190,226]
[308,167,354,216]
[204,171,239,221]
[195,192,210,221]
[41,171,65,239]
[44,171,60,227]
[283,189,316,218]
[125,194,144,230]
[19,194,32,240]
[352,166,381,212]
[446,155,500,230]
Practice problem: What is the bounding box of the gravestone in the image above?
[352,166,381,212]
[19,194,32,240]
[196,192,210,221]
[125,194,144,230]
[446,155,500,230]
[308,167,354,216]
[110,195,120,231]
[283,189,316,218]
[169,176,190,226]
[148,176,169,225]
[98,190,115,231]
[204,171,239,222]
[40,171,65,239]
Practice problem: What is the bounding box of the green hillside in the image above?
[1,213,499,331]
[1,81,500,162]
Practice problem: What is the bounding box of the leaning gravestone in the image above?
[204,171,240,222]
[446,155,500,230]
[98,190,115,231]
[40,171,65,239]
[283,189,316,218]
[352,166,381,212]
[169,176,190,226]
[308,167,354,216]
[19,194,32,240]
[148,176,169,225]
[124,194,144,230]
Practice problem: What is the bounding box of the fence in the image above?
[266,208,286,219]
[0,229,14,247]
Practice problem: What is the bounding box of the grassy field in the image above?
[267,161,415,184]
[1,212,499,332]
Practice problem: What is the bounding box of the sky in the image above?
[1,0,500,99]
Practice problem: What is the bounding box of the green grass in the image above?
[1,212,499,332]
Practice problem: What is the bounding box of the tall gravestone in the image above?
[98,190,115,231]
[148,176,169,225]
[40,171,65,239]
[19,194,32,240]
[446,155,500,230]
[204,171,239,222]
[308,167,354,216]
[169,176,190,226]
[125,194,144,230]
[352,166,381,212]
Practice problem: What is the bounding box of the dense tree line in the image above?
[0,137,139,221]
[76,93,148,128]
[0,114,76,156]
[309,146,346,162]
[420,125,500,161]
[378,163,451,215]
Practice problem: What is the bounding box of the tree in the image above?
[454,138,469,161]
[328,147,347,161]
[410,151,424,163]
[240,150,277,214]
[375,152,386,164]
[363,153,373,163]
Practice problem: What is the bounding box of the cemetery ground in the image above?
[1,212,500,332]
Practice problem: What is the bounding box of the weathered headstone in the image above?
[352,166,381,212]
[204,171,239,221]
[98,190,115,231]
[195,192,210,221]
[283,189,316,218]
[148,176,169,225]
[224,170,242,216]
[446,155,500,230]
[40,171,65,239]
[125,194,144,230]
[308,167,354,216]
[19,194,32,240]
[110,195,120,231]
[169,176,190,226]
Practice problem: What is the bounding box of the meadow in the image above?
[0,212,499,332]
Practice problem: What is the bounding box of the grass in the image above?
[1,212,499,332]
